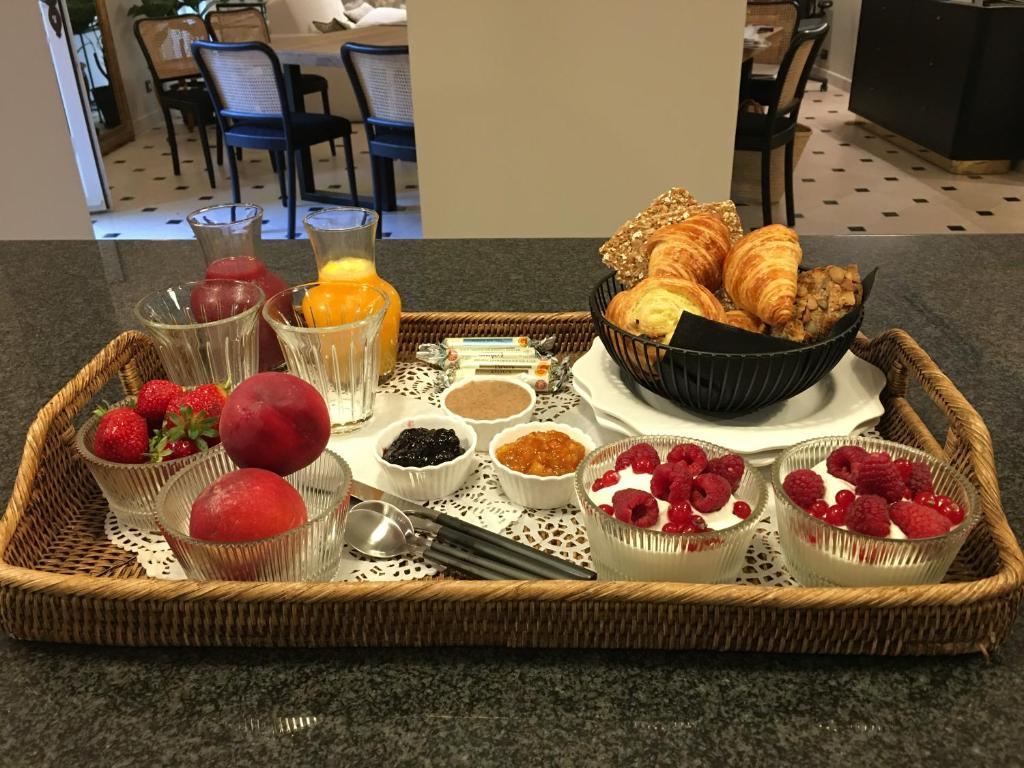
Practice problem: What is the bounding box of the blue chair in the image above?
[341,43,415,222]
[192,40,358,238]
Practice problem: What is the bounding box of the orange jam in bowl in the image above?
[495,430,586,477]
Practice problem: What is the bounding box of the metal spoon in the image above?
[344,500,539,580]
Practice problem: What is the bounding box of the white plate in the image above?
[571,340,886,456]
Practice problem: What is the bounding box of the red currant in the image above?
[598,504,614,516]
[835,489,855,509]
[662,522,684,533]
[809,499,830,518]
[939,502,965,526]
[668,501,693,524]
[914,491,937,508]
[934,495,955,509]
[732,500,752,520]
[824,504,846,526]
[893,458,912,481]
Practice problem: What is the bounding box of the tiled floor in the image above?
[93,87,1022,239]
[92,123,422,240]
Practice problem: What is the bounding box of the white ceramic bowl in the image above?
[489,422,596,510]
[373,414,477,501]
[440,375,536,451]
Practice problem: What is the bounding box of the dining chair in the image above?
[797,0,833,91]
[134,15,222,188]
[734,21,829,227]
[192,40,358,239]
[746,0,800,74]
[341,43,415,225]
[205,8,336,156]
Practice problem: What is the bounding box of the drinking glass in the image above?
[263,282,390,432]
[303,208,401,382]
[188,203,288,371]
[135,280,263,387]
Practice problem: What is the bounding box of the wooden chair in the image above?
[205,8,336,156]
[734,21,829,227]
[192,40,357,239]
[745,2,800,79]
[134,15,222,188]
[341,43,415,225]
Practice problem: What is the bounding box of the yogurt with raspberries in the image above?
[812,461,908,541]
[589,468,744,532]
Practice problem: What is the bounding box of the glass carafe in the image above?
[303,208,401,381]
[187,203,287,372]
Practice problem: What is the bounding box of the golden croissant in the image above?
[605,277,726,344]
[723,224,802,326]
[646,213,733,291]
[723,309,765,334]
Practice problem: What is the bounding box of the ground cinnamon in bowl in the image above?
[444,380,533,421]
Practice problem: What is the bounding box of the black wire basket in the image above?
[589,272,864,414]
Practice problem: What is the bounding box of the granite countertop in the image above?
[0,236,1022,767]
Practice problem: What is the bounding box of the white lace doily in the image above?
[104,363,871,587]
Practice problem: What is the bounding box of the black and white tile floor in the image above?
[93,122,422,240]
[93,87,1022,240]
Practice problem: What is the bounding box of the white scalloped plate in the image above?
[571,340,886,456]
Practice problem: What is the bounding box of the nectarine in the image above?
[219,372,330,475]
[189,467,307,542]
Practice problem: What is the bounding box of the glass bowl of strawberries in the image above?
[74,379,228,531]
[772,436,980,587]
[574,436,768,582]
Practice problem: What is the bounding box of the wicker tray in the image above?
[2,312,1022,654]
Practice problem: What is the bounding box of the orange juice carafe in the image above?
[303,208,401,381]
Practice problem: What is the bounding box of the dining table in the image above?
[270,24,409,211]
[0,234,1022,766]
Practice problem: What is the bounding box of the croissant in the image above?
[646,213,732,291]
[723,309,765,334]
[723,224,802,326]
[605,277,726,344]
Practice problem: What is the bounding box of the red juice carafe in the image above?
[187,204,287,371]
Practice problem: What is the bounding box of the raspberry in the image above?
[650,463,692,503]
[846,494,891,537]
[906,462,934,496]
[732,500,752,520]
[667,500,693,524]
[890,501,951,539]
[872,451,892,463]
[893,458,912,481]
[855,458,907,503]
[705,454,745,492]
[826,445,870,483]
[591,469,621,492]
[824,504,846,526]
[935,498,965,527]
[667,443,708,476]
[782,469,825,509]
[690,473,731,514]
[611,488,660,528]
[835,489,855,509]
[598,504,614,516]
[615,443,660,474]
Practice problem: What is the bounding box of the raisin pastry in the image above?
[772,265,863,342]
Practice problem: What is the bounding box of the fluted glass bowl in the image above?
[574,436,769,582]
[156,446,351,581]
[74,398,203,531]
[772,436,980,587]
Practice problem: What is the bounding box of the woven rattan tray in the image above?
[2,312,1022,654]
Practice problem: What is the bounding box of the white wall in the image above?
[408,0,747,238]
[821,0,861,90]
[106,0,164,132]
[0,2,92,238]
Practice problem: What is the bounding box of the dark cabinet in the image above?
[850,0,1024,160]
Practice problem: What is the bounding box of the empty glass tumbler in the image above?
[135,280,263,387]
[263,282,390,432]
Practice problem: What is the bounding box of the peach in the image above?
[219,372,330,475]
[189,467,307,542]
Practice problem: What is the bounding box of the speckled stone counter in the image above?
[0,236,1022,767]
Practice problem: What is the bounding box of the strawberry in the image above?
[152,407,219,462]
[135,379,183,429]
[164,383,228,430]
[91,405,150,464]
